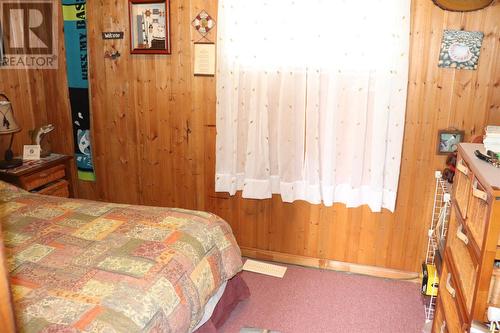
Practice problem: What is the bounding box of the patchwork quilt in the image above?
[0,181,243,332]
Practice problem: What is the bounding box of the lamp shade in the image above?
[0,100,21,134]
[432,0,494,11]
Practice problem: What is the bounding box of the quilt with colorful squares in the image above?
[0,181,243,332]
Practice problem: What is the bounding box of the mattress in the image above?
[0,180,243,332]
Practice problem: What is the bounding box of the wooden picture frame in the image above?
[193,42,216,77]
[128,0,171,54]
[437,129,465,155]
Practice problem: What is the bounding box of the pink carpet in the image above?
[219,262,425,333]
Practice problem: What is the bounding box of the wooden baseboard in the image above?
[241,247,421,283]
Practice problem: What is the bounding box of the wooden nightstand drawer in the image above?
[35,180,69,198]
[19,164,65,191]
[447,206,479,314]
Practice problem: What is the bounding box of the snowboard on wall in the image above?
[62,0,95,181]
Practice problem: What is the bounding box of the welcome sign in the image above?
[62,0,95,181]
[102,32,124,40]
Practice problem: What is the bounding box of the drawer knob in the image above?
[456,224,469,245]
[446,273,456,298]
[456,160,469,175]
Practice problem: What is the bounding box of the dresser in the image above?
[0,154,73,197]
[433,143,500,332]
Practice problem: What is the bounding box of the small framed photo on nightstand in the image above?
[437,129,464,154]
[23,145,41,160]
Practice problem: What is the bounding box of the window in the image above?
[215,0,411,212]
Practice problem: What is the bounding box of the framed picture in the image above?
[193,42,216,76]
[437,129,465,154]
[128,0,171,54]
[438,30,484,70]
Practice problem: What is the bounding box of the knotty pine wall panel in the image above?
[1,0,499,273]
[0,2,78,192]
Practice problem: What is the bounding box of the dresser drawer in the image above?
[432,301,448,333]
[19,164,66,191]
[436,255,468,333]
[448,205,479,314]
[465,177,490,252]
[454,158,471,220]
[487,265,500,309]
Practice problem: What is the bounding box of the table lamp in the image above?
[0,93,22,169]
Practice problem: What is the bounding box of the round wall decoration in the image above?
[448,43,472,62]
[432,0,494,12]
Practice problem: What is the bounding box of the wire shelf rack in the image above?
[424,171,451,324]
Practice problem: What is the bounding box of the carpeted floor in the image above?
[219,262,425,333]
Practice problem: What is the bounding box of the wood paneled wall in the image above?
[1,0,499,273]
[0,3,76,180]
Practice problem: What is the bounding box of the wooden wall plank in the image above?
[0,0,76,191]
[0,0,499,273]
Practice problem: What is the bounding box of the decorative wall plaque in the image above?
[194,42,215,76]
[438,30,484,70]
[192,10,215,37]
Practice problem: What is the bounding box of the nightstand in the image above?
[0,154,73,198]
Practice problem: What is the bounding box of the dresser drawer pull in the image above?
[472,186,488,202]
[440,320,446,333]
[456,160,469,175]
[446,273,456,298]
[456,224,469,245]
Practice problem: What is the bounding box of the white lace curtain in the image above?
[215,0,411,212]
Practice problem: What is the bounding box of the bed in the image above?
[0,180,248,332]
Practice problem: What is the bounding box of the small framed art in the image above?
[437,129,464,154]
[193,42,216,76]
[128,0,171,54]
[438,30,484,70]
